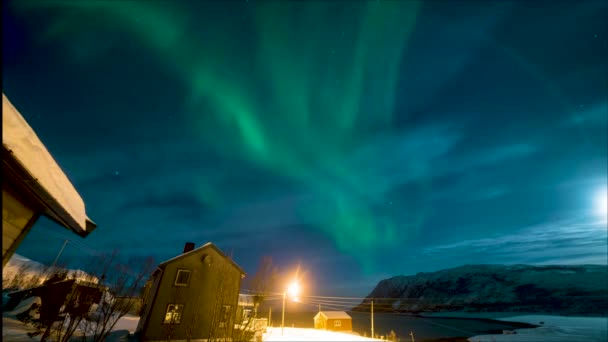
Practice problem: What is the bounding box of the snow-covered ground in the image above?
[3,297,41,318]
[3,314,383,342]
[8,306,605,342]
[468,315,608,342]
[264,327,382,341]
[111,314,139,333]
[2,313,139,342]
[2,317,40,342]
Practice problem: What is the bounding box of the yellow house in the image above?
[314,311,353,332]
[2,93,96,266]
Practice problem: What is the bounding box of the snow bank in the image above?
[468,315,607,342]
[2,316,39,341]
[4,297,41,318]
[111,314,139,333]
[103,329,131,342]
[264,327,382,341]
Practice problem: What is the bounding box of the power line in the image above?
[36,224,102,256]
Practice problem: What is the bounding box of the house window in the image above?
[219,305,231,328]
[243,309,252,321]
[174,269,191,286]
[334,320,341,327]
[164,304,184,324]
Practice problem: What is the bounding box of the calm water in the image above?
[270,311,536,341]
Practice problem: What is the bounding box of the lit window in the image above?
[174,270,191,286]
[164,304,184,324]
[334,320,341,327]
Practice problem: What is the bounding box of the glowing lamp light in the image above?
[282,281,301,335]
[287,282,300,298]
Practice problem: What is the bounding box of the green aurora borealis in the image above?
[4,0,607,293]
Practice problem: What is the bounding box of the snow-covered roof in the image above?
[2,94,95,236]
[158,242,245,275]
[238,294,255,307]
[315,311,352,320]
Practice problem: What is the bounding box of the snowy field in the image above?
[3,314,382,342]
[264,327,382,341]
[4,311,606,341]
[2,314,138,342]
[3,316,40,342]
[468,315,608,342]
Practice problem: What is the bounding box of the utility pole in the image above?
[409,331,415,342]
[281,292,286,336]
[371,299,374,338]
[51,239,68,269]
[268,307,272,327]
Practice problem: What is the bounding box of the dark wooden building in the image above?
[313,311,353,332]
[5,279,106,323]
[136,242,245,341]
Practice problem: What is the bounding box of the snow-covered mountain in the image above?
[355,264,608,314]
[2,254,98,292]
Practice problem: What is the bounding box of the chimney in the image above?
[183,242,195,254]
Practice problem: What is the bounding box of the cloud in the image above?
[422,214,608,265]
[347,123,463,196]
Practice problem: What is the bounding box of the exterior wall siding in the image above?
[314,313,353,332]
[2,187,39,266]
[326,318,352,332]
[139,247,242,341]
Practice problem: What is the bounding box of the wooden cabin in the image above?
[5,279,106,323]
[313,311,353,332]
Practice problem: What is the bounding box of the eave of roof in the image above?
[316,311,352,319]
[2,94,95,236]
[158,242,246,275]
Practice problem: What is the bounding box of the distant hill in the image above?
[354,264,608,315]
[2,254,98,293]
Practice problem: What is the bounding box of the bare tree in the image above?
[2,262,52,292]
[35,263,87,341]
[233,256,277,341]
[32,251,154,342]
[3,263,30,292]
[51,288,91,342]
[206,260,240,342]
[247,256,278,318]
[80,253,156,342]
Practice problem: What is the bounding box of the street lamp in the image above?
[282,281,300,336]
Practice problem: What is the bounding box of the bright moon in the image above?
[596,189,607,217]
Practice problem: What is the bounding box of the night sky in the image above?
[3,1,607,296]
